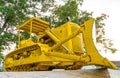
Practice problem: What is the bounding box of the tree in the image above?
[95,14,117,53]
[52,0,83,26]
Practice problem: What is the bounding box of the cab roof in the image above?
[17,17,51,34]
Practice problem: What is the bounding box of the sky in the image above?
[80,0,120,60]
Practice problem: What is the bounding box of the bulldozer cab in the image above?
[17,17,52,48]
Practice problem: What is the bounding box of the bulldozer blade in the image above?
[80,18,118,69]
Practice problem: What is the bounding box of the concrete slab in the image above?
[0,68,110,78]
[108,69,120,78]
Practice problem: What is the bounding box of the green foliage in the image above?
[20,31,37,42]
[0,51,4,61]
[95,14,117,53]
[53,0,83,26]
[0,0,30,27]
[0,0,56,34]
[0,32,17,49]
[79,10,93,24]
[52,0,92,26]
[20,31,30,40]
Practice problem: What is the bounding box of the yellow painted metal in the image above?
[17,17,51,34]
[67,22,73,53]
[30,21,32,40]
[45,30,59,43]
[4,17,118,71]
[78,19,118,69]
[18,29,20,48]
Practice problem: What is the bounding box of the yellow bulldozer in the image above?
[4,17,118,71]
